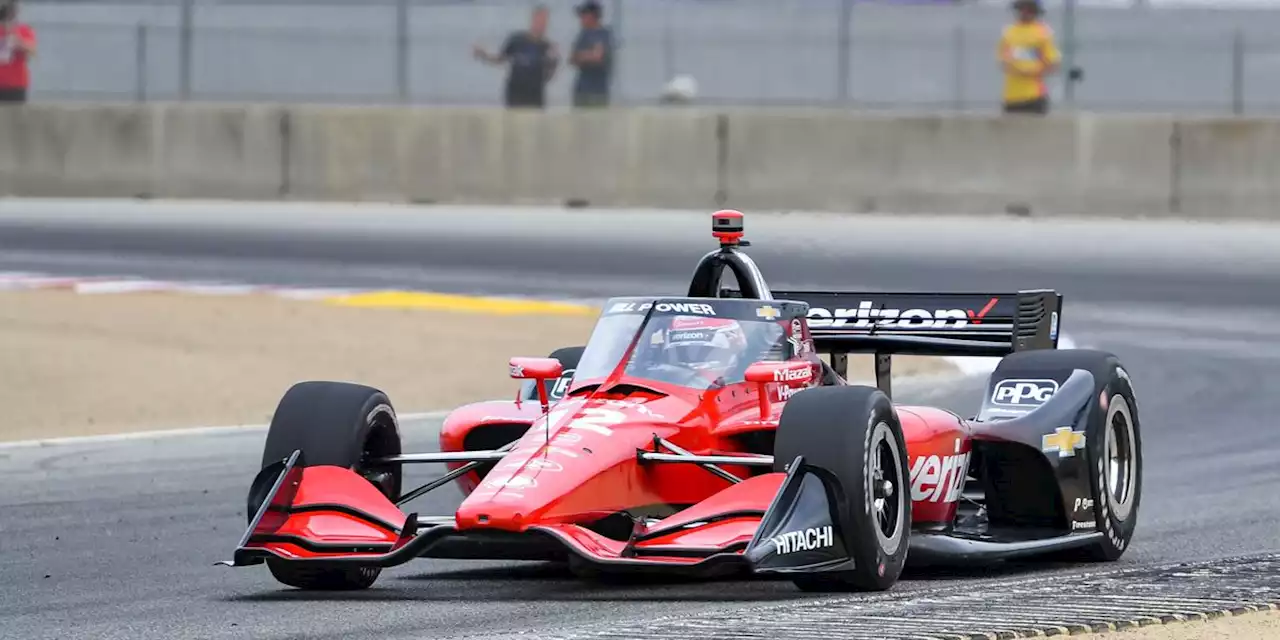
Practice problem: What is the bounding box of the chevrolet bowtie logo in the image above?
[1042,426,1086,458]
[756,305,781,320]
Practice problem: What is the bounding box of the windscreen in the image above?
[571,298,801,392]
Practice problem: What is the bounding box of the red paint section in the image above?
[272,512,400,545]
[643,473,783,534]
[636,517,758,551]
[290,466,408,530]
[898,406,973,525]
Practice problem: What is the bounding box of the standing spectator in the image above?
[569,1,614,108]
[0,0,36,104]
[473,4,559,109]
[997,0,1060,115]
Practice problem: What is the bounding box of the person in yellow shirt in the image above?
[998,0,1061,114]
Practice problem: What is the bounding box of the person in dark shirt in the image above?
[473,4,558,109]
[569,1,614,108]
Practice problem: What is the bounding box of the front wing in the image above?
[220,449,861,577]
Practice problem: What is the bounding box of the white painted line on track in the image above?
[0,410,451,450]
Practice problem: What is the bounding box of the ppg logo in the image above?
[991,379,1058,406]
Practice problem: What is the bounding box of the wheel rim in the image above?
[1103,394,1137,521]
[358,409,401,501]
[869,420,905,554]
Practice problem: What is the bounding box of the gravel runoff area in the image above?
[0,289,959,442]
[1075,610,1279,640]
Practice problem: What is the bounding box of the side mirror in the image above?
[509,357,564,413]
[744,361,814,420]
[509,357,564,381]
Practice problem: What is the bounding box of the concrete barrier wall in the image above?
[0,104,1276,218]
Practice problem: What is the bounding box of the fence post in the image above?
[1231,29,1244,116]
[952,25,966,112]
[836,0,852,104]
[178,0,193,100]
[1062,0,1077,106]
[134,22,148,103]
[661,10,674,82]
[395,0,409,103]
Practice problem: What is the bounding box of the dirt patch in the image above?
[1075,610,1279,639]
[0,289,958,441]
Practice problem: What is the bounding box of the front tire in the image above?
[250,381,404,590]
[773,386,911,592]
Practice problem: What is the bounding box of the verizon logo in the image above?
[807,298,998,330]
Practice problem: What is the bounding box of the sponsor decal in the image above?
[509,363,525,378]
[669,330,712,343]
[549,369,575,400]
[483,475,537,490]
[1042,426,1086,459]
[1073,497,1095,514]
[551,432,582,445]
[909,440,970,503]
[770,525,834,555]
[756,305,781,320]
[806,298,998,330]
[1050,311,1060,341]
[991,379,1058,407]
[776,385,806,401]
[737,419,780,428]
[501,458,564,472]
[540,406,627,437]
[773,366,812,383]
[1072,520,1095,531]
[609,301,717,316]
[525,458,563,472]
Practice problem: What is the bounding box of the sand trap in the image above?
[1074,609,1279,639]
[0,289,957,442]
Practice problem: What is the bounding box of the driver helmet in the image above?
[662,316,747,371]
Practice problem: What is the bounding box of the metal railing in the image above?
[21,0,1280,113]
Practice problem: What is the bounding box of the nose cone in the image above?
[454,396,680,531]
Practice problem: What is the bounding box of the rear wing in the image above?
[771,289,1061,399]
[773,289,1062,357]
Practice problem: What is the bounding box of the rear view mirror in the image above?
[509,357,564,381]
[509,357,564,413]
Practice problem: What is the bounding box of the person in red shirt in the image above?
[0,0,37,104]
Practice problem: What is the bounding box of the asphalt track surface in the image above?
[3,201,1280,639]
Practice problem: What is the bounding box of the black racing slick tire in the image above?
[520,346,584,404]
[773,386,911,592]
[993,349,1143,562]
[249,381,404,590]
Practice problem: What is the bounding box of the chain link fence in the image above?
[18,0,1280,113]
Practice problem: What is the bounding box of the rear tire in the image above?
[773,386,911,592]
[250,381,404,590]
[991,349,1142,561]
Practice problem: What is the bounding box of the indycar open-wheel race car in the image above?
[221,210,1143,592]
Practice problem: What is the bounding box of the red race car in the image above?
[221,210,1143,592]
